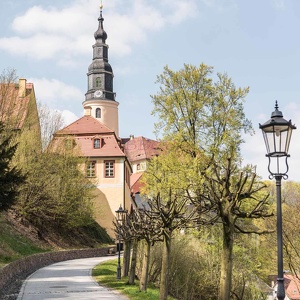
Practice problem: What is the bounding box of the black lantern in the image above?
[259,101,296,176]
[259,101,296,300]
[116,205,126,224]
[115,205,126,280]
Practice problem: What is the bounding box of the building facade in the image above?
[51,6,132,238]
[0,77,42,162]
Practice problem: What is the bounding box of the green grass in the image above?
[93,258,176,300]
[0,213,48,266]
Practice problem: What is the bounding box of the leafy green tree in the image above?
[0,122,24,211]
[280,182,300,283]
[151,64,253,161]
[141,147,197,300]
[150,63,272,299]
[198,158,272,299]
[15,151,95,230]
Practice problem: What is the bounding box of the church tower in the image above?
[83,5,119,137]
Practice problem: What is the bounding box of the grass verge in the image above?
[0,213,48,266]
[93,258,176,300]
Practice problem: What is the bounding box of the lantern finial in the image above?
[271,101,283,118]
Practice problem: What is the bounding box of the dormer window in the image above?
[96,108,101,118]
[94,138,101,149]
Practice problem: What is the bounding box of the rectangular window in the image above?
[105,160,114,178]
[94,139,101,148]
[86,161,96,177]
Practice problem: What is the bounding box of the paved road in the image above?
[17,256,129,300]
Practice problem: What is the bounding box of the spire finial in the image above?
[275,100,279,111]
[94,0,107,42]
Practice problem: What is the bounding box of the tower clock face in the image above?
[94,90,103,98]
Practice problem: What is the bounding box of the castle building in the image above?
[0,77,42,162]
[51,6,131,237]
[50,5,160,237]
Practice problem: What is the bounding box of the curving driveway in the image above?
[17,256,129,300]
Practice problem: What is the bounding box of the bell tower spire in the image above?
[83,3,119,137]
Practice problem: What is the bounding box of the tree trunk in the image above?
[160,233,171,300]
[218,222,234,300]
[139,240,151,291]
[122,240,131,277]
[128,239,138,284]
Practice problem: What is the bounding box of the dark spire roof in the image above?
[94,4,107,43]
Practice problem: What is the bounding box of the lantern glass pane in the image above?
[262,123,293,156]
[285,126,293,153]
[262,130,271,154]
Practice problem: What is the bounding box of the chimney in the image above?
[18,78,27,98]
[130,134,134,140]
[84,106,92,116]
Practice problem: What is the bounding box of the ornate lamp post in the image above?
[115,205,126,280]
[259,101,296,300]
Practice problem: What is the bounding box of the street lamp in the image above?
[115,205,126,280]
[259,101,296,300]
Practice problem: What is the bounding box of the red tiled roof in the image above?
[75,134,125,157]
[130,172,144,194]
[55,115,114,135]
[285,274,300,299]
[124,136,161,162]
[52,116,125,157]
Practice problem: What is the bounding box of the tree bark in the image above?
[128,239,138,284]
[139,240,151,291]
[160,233,171,300]
[122,240,131,277]
[218,222,234,300]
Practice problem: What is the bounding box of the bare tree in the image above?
[38,103,64,150]
[194,158,273,300]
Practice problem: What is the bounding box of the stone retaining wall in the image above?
[0,246,116,299]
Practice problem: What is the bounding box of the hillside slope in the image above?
[0,211,113,266]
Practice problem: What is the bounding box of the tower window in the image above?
[86,161,96,178]
[95,108,101,118]
[94,138,101,149]
[96,77,101,87]
[104,160,114,178]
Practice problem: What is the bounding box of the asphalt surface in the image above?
[17,256,129,300]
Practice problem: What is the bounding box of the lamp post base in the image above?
[277,277,285,300]
[117,264,121,280]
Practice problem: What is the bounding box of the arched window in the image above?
[95,108,101,118]
[96,77,101,87]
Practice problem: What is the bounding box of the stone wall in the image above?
[0,246,116,299]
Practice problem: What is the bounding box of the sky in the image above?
[0,0,300,180]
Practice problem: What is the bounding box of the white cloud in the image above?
[61,109,79,126]
[0,0,199,63]
[29,77,83,106]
